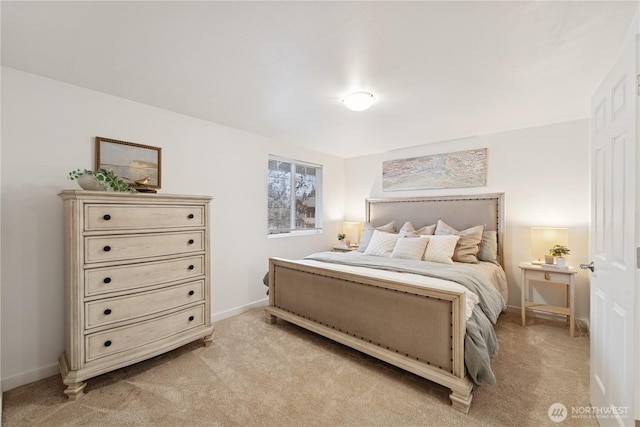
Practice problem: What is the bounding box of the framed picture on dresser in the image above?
[95,137,162,191]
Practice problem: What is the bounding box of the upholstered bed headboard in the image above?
[366,193,505,265]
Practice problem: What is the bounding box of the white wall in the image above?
[344,120,591,323]
[0,67,345,390]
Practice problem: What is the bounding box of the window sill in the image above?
[268,229,323,238]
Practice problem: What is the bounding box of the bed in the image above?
[264,193,507,413]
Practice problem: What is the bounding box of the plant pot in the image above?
[556,257,566,266]
[77,174,105,191]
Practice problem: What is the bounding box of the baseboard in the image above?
[505,305,520,316]
[576,318,590,336]
[2,362,59,392]
[505,304,590,337]
[211,298,268,323]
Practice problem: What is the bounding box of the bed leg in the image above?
[449,382,473,413]
[264,311,277,324]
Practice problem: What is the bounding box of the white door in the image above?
[588,13,638,427]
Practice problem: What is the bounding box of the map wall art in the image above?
[382,148,487,191]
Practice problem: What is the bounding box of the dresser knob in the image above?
[103,214,111,221]
[189,316,195,321]
[103,277,111,284]
[188,239,194,245]
[188,290,195,296]
[104,340,112,347]
[104,309,112,315]
[188,214,194,219]
[188,265,195,270]
[103,245,111,252]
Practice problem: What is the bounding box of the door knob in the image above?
[580,262,594,272]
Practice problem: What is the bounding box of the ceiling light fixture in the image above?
[342,92,375,111]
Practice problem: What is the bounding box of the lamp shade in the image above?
[530,227,568,263]
[342,221,362,246]
[342,92,375,111]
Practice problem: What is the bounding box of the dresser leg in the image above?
[63,381,87,400]
[203,331,214,347]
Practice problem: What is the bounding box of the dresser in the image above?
[57,190,214,399]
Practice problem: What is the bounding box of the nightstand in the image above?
[519,262,577,336]
[332,245,358,252]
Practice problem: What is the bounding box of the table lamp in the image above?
[342,222,362,248]
[531,227,568,264]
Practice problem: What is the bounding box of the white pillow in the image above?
[421,235,460,264]
[364,230,401,257]
[398,221,436,237]
[358,221,395,252]
[391,237,429,260]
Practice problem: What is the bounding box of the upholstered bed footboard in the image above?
[264,257,474,413]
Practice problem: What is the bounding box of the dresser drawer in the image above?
[85,255,204,296]
[85,281,205,329]
[85,231,204,263]
[85,305,205,362]
[525,269,572,285]
[85,205,205,231]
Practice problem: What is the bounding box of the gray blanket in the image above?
[303,251,507,385]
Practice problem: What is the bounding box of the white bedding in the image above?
[293,253,508,318]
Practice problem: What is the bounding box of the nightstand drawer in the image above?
[526,269,572,284]
[85,205,205,231]
[85,281,205,329]
[85,231,204,263]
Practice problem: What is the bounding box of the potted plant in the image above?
[68,169,137,193]
[549,244,570,265]
[337,233,349,247]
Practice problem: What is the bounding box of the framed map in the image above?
[382,148,487,191]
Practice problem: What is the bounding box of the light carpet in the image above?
[2,309,595,426]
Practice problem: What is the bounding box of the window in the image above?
[268,156,322,236]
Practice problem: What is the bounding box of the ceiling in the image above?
[2,1,637,158]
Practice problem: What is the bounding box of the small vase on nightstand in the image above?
[556,257,566,266]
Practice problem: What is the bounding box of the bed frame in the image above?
[264,193,505,413]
